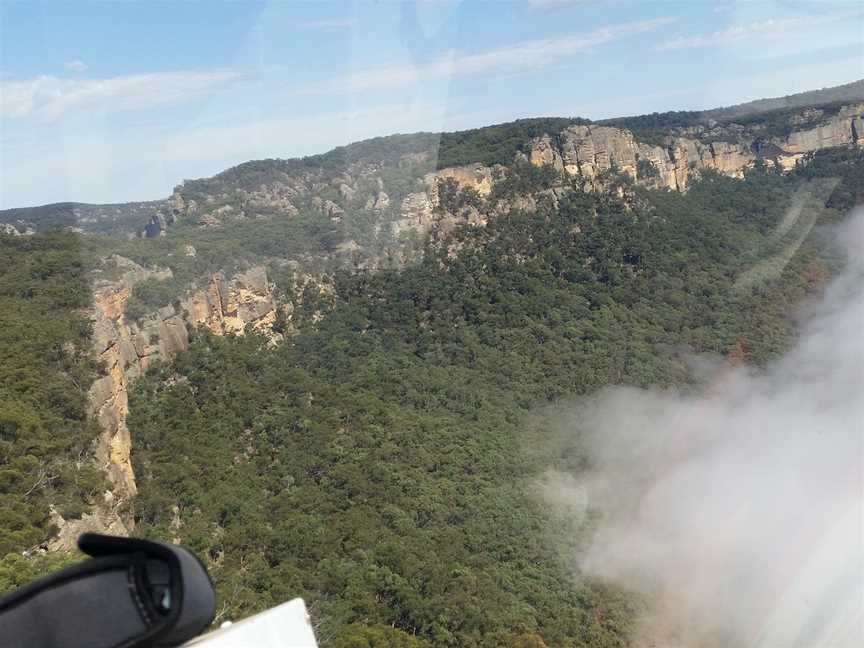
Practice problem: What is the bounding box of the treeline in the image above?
[602,99,857,145]
[601,110,704,145]
[128,161,840,647]
[436,118,589,168]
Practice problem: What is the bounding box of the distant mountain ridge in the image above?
[705,79,864,120]
[2,80,862,238]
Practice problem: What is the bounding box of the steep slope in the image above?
[4,82,862,240]
[531,103,864,190]
[25,96,864,544]
[0,235,106,559]
[158,101,863,238]
[128,157,858,647]
[3,86,864,645]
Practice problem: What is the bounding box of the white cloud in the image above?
[304,17,674,95]
[657,9,863,51]
[545,208,864,647]
[296,18,357,30]
[0,69,244,122]
[63,60,88,72]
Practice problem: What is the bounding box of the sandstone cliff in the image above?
[158,104,863,253]
[84,257,283,535]
[88,257,188,498]
[528,103,864,191]
[182,267,278,336]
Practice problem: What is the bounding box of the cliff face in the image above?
[87,258,281,520]
[144,104,863,259]
[432,164,496,197]
[528,103,864,191]
[88,258,188,498]
[783,104,864,150]
[36,96,864,552]
[182,267,278,336]
[74,100,864,530]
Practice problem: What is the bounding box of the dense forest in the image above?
[127,159,845,647]
[0,234,104,589]
[1,84,862,645]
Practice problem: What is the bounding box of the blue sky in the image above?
[1,0,861,208]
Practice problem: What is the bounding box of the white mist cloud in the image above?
[303,18,674,95]
[0,69,243,122]
[543,209,864,646]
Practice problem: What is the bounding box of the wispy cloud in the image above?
[657,9,863,51]
[0,99,467,208]
[305,17,674,95]
[63,60,88,73]
[0,69,243,121]
[296,18,357,30]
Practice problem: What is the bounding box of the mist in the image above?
[545,210,864,646]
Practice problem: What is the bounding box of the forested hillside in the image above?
[0,234,104,588]
[1,84,862,647]
[127,159,850,647]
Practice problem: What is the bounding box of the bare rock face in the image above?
[181,266,278,336]
[528,103,864,192]
[774,103,864,154]
[392,192,436,237]
[339,183,357,202]
[143,210,175,238]
[373,191,390,210]
[432,164,495,196]
[89,257,187,500]
[530,135,565,173]
[84,257,280,539]
[1,223,21,236]
[541,125,756,191]
[312,197,345,221]
[48,505,130,552]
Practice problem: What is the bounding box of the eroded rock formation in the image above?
[182,267,279,336]
[88,257,186,498]
[86,258,281,532]
[528,103,864,191]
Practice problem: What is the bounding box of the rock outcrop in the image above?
[778,103,864,153]
[392,192,436,237]
[528,103,864,191]
[88,257,187,498]
[143,210,176,237]
[432,164,496,196]
[57,99,864,549]
[529,125,753,191]
[182,267,279,336]
[86,258,281,532]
